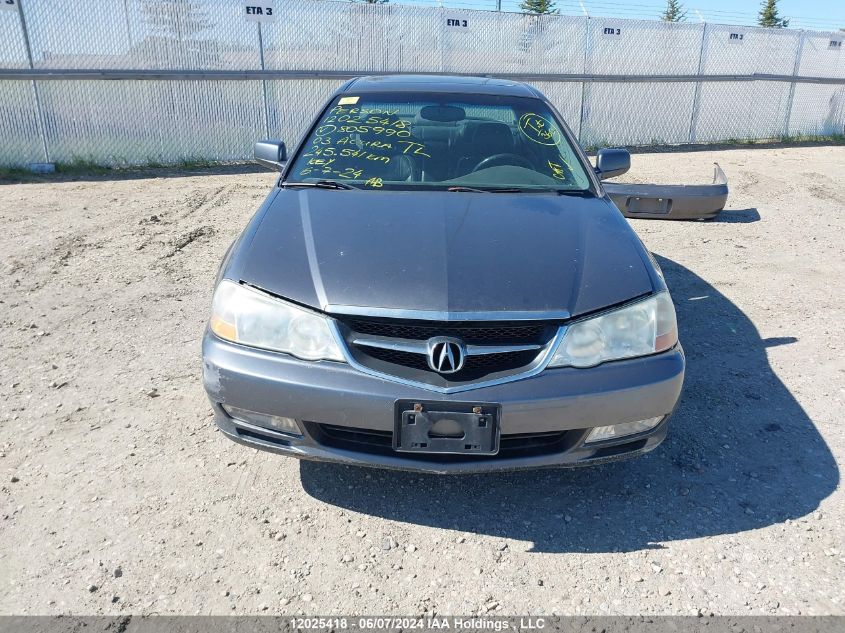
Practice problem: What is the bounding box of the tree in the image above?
[137,0,216,67]
[520,0,558,14]
[140,0,212,42]
[758,0,789,28]
[661,0,686,22]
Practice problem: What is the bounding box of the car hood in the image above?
[236,189,655,319]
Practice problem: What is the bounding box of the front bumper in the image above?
[202,332,685,474]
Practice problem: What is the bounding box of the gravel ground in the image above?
[0,146,843,616]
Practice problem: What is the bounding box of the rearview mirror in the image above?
[595,148,630,180]
[254,140,287,171]
[420,105,466,122]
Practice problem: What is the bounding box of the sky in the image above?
[392,0,845,32]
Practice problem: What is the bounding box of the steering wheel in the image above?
[471,153,534,173]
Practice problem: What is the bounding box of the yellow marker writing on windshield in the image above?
[548,155,575,180]
[518,113,561,146]
[398,140,431,158]
[548,160,566,180]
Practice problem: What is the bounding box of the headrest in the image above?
[414,125,454,143]
[467,122,514,152]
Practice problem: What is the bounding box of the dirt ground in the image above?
[1,146,843,616]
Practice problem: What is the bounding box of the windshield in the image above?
[287,92,592,192]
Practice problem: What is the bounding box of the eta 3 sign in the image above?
[1,0,19,12]
[445,14,472,33]
[244,0,275,23]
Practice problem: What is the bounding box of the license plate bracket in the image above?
[393,401,501,455]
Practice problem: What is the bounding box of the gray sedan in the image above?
[202,75,684,474]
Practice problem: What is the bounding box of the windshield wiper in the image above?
[282,180,356,190]
[555,189,593,197]
[447,186,524,193]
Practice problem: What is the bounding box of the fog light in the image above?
[584,416,663,444]
[222,405,302,437]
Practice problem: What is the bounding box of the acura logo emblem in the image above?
[427,337,465,374]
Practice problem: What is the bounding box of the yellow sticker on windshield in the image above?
[338,96,360,105]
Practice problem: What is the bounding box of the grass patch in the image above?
[777,133,845,144]
[582,133,845,155]
[0,166,40,181]
[0,155,252,182]
[55,157,115,175]
[176,157,219,170]
[698,134,845,147]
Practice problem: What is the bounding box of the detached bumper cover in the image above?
[202,333,685,474]
[605,163,729,220]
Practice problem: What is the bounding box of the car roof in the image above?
[338,74,539,98]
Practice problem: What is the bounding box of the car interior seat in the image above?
[454,121,516,176]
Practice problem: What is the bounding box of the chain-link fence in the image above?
[1,0,844,167]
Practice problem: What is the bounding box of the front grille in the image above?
[338,316,558,387]
[317,424,393,450]
[364,347,430,371]
[312,423,573,461]
[344,318,547,345]
[364,346,539,381]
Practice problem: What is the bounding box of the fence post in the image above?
[439,6,446,73]
[15,0,51,164]
[783,30,805,138]
[688,22,708,143]
[121,0,133,49]
[577,16,591,145]
[257,22,271,139]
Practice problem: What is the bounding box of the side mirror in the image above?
[254,140,287,171]
[595,148,630,180]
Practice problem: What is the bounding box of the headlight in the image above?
[209,280,345,362]
[548,292,677,368]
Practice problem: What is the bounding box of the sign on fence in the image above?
[445,14,471,32]
[0,0,19,12]
[244,1,275,23]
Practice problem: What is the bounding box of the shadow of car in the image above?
[711,207,761,224]
[299,255,838,553]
